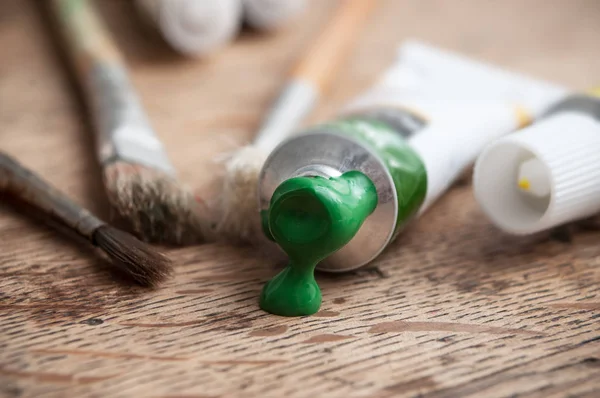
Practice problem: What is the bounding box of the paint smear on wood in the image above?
[548,302,600,310]
[380,376,438,396]
[119,320,205,328]
[200,360,287,365]
[0,366,116,384]
[175,289,214,295]
[248,325,288,337]
[31,348,188,361]
[158,395,216,398]
[302,334,354,343]
[314,311,340,317]
[368,321,544,335]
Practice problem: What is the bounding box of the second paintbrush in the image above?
[0,152,172,287]
[48,0,209,245]
[217,0,378,242]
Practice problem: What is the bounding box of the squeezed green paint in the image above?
[260,115,428,317]
[260,171,378,316]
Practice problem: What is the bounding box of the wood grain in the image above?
[1,0,600,397]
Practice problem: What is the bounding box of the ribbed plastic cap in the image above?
[474,111,600,235]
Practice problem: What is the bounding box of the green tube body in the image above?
[258,107,429,316]
[259,106,430,273]
[326,114,428,237]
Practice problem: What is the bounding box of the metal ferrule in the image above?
[86,64,176,175]
[258,129,398,272]
[254,79,319,154]
[543,93,600,121]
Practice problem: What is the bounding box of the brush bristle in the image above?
[93,225,173,287]
[103,162,211,245]
[216,145,268,243]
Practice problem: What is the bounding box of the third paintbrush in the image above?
[48,0,208,245]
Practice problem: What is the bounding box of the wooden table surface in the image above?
[2,1,600,397]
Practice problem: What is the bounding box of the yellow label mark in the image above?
[587,87,600,98]
[518,178,530,191]
[514,106,533,129]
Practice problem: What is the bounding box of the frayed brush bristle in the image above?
[93,225,173,287]
[103,161,211,245]
[216,145,268,243]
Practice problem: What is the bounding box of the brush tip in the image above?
[103,162,211,245]
[93,225,173,287]
[216,146,268,243]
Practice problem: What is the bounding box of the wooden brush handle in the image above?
[49,0,175,175]
[253,0,377,150]
[0,152,104,240]
[291,0,377,93]
[50,0,123,77]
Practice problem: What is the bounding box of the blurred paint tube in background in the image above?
[474,91,600,235]
[242,0,306,31]
[135,0,242,57]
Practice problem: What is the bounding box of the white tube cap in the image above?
[242,0,306,31]
[138,0,242,57]
[474,111,600,235]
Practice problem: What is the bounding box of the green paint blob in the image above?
[260,171,378,316]
[260,115,428,317]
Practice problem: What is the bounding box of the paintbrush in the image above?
[216,0,378,242]
[0,152,173,287]
[48,0,208,245]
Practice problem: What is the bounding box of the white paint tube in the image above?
[135,0,242,57]
[341,40,569,215]
[242,0,306,31]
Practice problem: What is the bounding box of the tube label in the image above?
[320,117,427,239]
[342,106,428,139]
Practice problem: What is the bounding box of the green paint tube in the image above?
[258,41,567,316]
